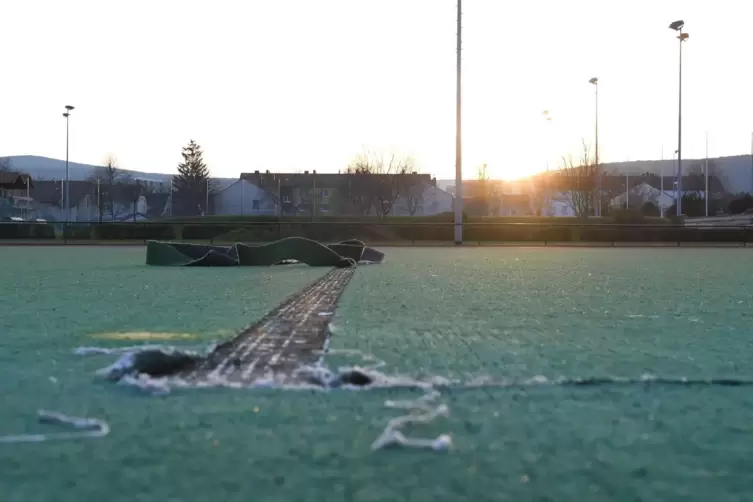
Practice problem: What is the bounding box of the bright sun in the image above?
[483,162,545,181]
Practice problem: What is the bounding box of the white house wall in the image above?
[391,184,453,216]
[546,193,576,217]
[609,183,700,211]
[213,180,276,216]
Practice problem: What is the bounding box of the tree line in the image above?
[467,138,746,218]
[165,142,431,218]
[333,149,429,217]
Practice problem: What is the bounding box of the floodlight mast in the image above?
[669,20,688,216]
[589,77,599,216]
[454,0,463,244]
[63,105,75,224]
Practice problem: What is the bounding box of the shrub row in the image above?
[461,224,749,243]
[160,213,673,225]
[0,223,56,239]
[162,223,753,243]
[185,222,403,243]
[61,224,176,241]
[163,211,469,224]
[3,221,751,243]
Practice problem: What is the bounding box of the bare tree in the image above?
[89,155,124,221]
[119,178,153,220]
[299,181,323,217]
[687,160,728,198]
[476,163,493,215]
[344,149,414,218]
[403,175,427,216]
[337,167,372,216]
[528,172,550,216]
[0,157,12,172]
[556,140,597,218]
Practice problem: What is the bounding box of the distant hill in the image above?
[600,155,753,194]
[438,155,753,194]
[0,155,237,188]
[1,155,175,183]
[6,154,752,194]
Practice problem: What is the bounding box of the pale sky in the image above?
[1,0,751,180]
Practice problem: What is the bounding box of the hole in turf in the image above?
[335,369,374,387]
[113,350,204,379]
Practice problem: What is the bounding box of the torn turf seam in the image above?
[179,267,355,385]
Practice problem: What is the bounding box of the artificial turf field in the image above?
[2,246,753,501]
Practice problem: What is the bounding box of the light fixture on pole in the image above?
[62,105,75,224]
[669,20,688,216]
[589,77,599,216]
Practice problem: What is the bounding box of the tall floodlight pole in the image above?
[589,78,599,216]
[543,110,553,215]
[62,105,75,223]
[669,20,688,216]
[454,0,463,244]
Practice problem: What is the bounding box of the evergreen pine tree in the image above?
[173,140,211,216]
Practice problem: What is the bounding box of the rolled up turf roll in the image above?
[235,238,355,267]
[146,237,384,267]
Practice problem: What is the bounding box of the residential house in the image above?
[454,180,535,216]
[239,171,443,217]
[608,174,726,214]
[27,180,96,221]
[24,180,168,222]
[547,196,577,217]
[391,182,453,216]
[0,172,34,218]
[609,182,672,212]
[212,179,277,216]
[241,171,340,216]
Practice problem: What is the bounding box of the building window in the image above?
[252,200,260,210]
[321,189,329,197]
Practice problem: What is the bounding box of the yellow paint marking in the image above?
[92,332,199,341]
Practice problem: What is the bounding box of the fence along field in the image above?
[2,215,753,245]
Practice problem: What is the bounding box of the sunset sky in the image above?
[1,0,751,180]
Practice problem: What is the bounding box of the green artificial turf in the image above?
[2,246,753,501]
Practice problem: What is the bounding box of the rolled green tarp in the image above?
[145,237,384,267]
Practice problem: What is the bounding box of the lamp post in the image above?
[589,77,599,216]
[62,105,75,223]
[454,0,463,244]
[542,110,553,216]
[669,20,688,216]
